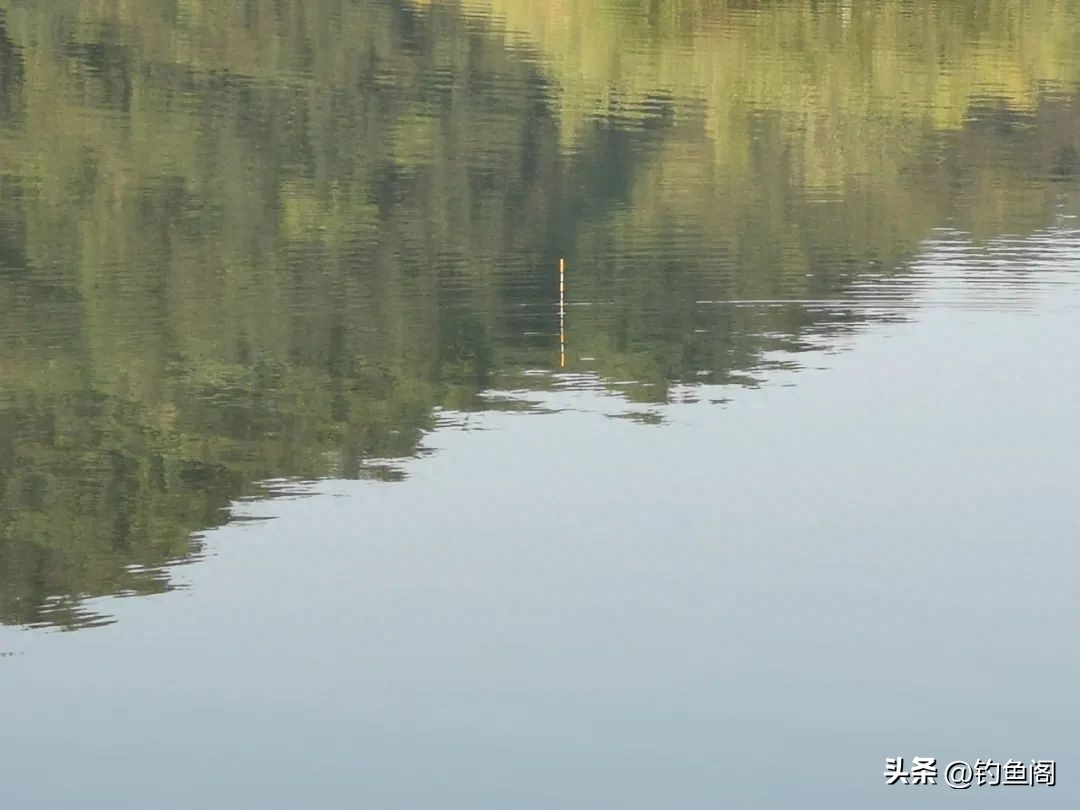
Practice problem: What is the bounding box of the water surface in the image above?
[1,0,1079,806]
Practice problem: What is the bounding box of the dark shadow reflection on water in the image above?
[1,0,1079,628]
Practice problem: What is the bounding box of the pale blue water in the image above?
[4,234,1079,807]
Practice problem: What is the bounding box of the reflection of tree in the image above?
[455,0,1080,152]
[0,0,1078,628]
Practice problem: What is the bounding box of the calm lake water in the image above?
[2,0,1079,806]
